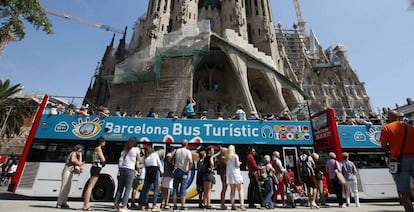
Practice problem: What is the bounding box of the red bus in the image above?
[312,108,396,199]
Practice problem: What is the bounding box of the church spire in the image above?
[170,0,198,32]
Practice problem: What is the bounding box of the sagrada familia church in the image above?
[85,0,372,121]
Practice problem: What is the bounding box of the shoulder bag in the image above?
[335,161,346,185]
[389,124,408,175]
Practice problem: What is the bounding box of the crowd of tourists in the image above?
[56,136,362,211]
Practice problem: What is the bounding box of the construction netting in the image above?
[105,20,211,84]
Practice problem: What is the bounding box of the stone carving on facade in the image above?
[234,1,244,26]
[263,17,274,42]
[147,13,160,39]
[180,0,189,24]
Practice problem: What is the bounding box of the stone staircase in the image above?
[222,29,277,70]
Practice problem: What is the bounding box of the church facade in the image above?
[85,0,372,120]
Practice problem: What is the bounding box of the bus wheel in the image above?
[91,178,113,201]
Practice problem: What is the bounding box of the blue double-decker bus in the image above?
[10,95,314,201]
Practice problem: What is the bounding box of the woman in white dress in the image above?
[226,145,246,211]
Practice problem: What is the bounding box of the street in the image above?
[0,186,405,212]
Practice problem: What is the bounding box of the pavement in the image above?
[0,200,407,212]
[0,185,406,211]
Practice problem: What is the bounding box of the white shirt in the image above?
[119,147,140,170]
[174,147,192,172]
[236,109,246,120]
[144,152,164,174]
[8,164,17,174]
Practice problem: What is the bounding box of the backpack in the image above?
[197,159,205,172]
[299,156,311,178]
[202,156,212,174]
[164,154,174,175]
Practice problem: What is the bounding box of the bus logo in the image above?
[55,121,69,132]
[354,131,366,141]
[367,127,382,146]
[72,117,105,139]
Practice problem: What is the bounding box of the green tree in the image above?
[0,0,53,42]
[0,79,32,138]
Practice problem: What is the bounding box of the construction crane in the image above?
[45,8,124,34]
[293,0,306,35]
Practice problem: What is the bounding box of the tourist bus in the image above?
[9,95,315,200]
[312,108,397,199]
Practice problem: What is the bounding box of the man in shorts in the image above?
[171,140,193,210]
[380,110,414,212]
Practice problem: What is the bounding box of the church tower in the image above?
[170,0,199,32]
[245,0,281,64]
[138,0,172,48]
[221,0,248,40]
[198,0,222,35]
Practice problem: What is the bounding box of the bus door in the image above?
[300,147,314,156]
[282,147,299,184]
[153,143,166,160]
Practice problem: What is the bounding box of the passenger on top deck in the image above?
[235,104,246,120]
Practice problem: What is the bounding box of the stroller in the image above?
[284,170,308,208]
[252,169,266,205]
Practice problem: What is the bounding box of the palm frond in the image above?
[409,0,414,10]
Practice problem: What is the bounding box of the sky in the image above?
[1,0,414,112]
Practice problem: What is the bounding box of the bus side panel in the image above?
[15,162,86,198]
[11,95,49,192]
[16,162,122,198]
[358,168,398,199]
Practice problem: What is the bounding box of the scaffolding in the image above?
[105,20,211,85]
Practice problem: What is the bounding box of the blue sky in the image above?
[1,0,413,112]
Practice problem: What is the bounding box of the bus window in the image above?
[101,141,125,164]
[348,151,388,169]
[27,139,74,162]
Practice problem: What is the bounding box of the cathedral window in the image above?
[168,19,172,32]
[209,19,215,31]
[157,0,161,11]
[246,0,251,16]
[170,0,175,10]
[254,0,259,15]
[164,0,168,12]
[150,0,155,14]
[261,0,265,16]
[306,77,312,85]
